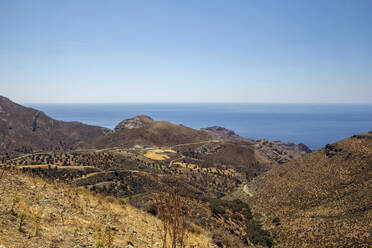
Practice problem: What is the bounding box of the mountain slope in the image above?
[0,169,213,248]
[96,115,211,148]
[0,96,109,154]
[246,132,372,247]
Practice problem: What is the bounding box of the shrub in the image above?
[231,214,243,222]
[147,203,158,216]
[94,224,117,248]
[95,240,104,248]
[11,194,20,214]
[155,192,190,248]
[33,213,41,236]
[272,217,280,226]
[73,227,80,237]
[18,211,28,232]
[245,220,273,247]
[210,203,226,216]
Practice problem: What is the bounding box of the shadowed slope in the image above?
[0,96,110,153]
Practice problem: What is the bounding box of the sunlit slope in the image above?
[248,132,372,247]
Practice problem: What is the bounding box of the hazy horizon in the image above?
[21,101,372,105]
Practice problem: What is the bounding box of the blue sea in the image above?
[26,103,372,150]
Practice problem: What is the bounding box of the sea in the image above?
[26,103,372,150]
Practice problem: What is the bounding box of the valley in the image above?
[1,96,370,247]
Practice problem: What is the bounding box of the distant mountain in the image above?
[244,132,372,247]
[95,115,211,148]
[0,96,110,153]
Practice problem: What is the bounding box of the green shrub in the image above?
[95,240,104,248]
[272,217,280,226]
[33,213,41,236]
[245,220,273,247]
[11,194,20,214]
[18,211,28,232]
[231,213,243,222]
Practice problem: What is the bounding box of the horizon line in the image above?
[22,101,372,105]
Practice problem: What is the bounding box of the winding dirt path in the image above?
[168,156,185,167]
[170,140,219,148]
[243,184,253,197]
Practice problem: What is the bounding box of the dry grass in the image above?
[0,168,214,248]
[173,162,197,169]
[144,149,176,161]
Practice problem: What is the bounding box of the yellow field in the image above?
[173,162,198,169]
[144,148,176,161]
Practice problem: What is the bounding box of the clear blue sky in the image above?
[1,0,371,103]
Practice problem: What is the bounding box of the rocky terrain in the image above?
[254,139,311,164]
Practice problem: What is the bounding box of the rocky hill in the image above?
[96,115,211,148]
[0,96,110,154]
[244,132,372,247]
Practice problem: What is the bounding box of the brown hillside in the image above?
[96,115,211,148]
[246,132,372,247]
[0,96,109,154]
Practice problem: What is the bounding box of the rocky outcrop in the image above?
[200,126,254,143]
[201,126,312,164]
[114,115,154,131]
[255,139,312,164]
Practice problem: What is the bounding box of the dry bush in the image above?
[32,213,41,236]
[18,211,28,232]
[0,165,5,180]
[10,194,20,214]
[155,192,190,248]
[105,195,116,203]
[94,223,117,248]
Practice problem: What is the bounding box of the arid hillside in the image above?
[0,96,110,154]
[95,115,211,148]
[0,168,214,248]
[245,132,372,247]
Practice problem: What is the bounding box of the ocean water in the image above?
[26,103,372,150]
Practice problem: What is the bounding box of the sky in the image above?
[0,0,371,104]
